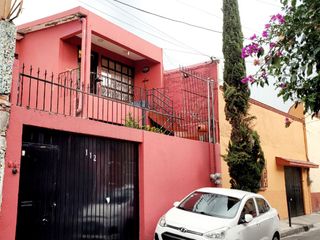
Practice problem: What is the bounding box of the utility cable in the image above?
[79,0,195,51]
[103,0,213,58]
[109,0,223,34]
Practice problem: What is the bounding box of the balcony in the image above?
[16,66,176,133]
[16,65,214,142]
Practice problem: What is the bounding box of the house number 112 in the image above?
[85,149,97,162]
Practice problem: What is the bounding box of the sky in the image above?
[13,0,293,112]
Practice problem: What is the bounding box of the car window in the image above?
[256,198,270,214]
[178,191,241,219]
[241,198,257,218]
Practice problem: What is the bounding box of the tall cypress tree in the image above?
[222,0,265,193]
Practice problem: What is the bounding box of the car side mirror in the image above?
[244,214,253,223]
[173,201,180,207]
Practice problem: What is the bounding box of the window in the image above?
[260,167,268,190]
[241,198,257,218]
[100,58,134,102]
[256,198,270,214]
[177,191,241,219]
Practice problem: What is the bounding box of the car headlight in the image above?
[203,227,228,239]
[158,215,166,227]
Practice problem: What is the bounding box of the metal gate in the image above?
[284,167,305,217]
[16,126,139,240]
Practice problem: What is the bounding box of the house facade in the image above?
[219,95,318,219]
[165,62,318,219]
[0,7,220,240]
[306,115,320,212]
[288,104,320,212]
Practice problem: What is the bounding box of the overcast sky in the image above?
[14,0,293,112]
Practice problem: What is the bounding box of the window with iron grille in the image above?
[260,167,268,190]
[101,57,134,102]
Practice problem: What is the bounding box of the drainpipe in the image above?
[210,76,221,187]
[76,16,87,115]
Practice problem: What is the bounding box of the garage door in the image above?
[16,126,139,240]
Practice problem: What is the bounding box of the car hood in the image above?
[165,207,234,233]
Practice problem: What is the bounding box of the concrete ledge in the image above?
[280,224,314,238]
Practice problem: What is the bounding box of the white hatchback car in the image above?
[155,187,280,240]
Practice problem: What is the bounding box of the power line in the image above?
[81,0,220,63]
[109,0,223,34]
[164,48,209,56]
[103,0,213,58]
[175,0,257,33]
[79,0,193,51]
[174,0,222,21]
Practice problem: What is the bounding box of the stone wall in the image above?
[0,20,16,210]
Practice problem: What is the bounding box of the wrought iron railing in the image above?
[16,65,215,142]
[16,65,183,136]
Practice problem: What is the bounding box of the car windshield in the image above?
[178,191,241,219]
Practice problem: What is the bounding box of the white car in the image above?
[155,187,280,240]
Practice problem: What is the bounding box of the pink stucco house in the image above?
[0,7,221,240]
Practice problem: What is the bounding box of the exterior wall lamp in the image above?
[210,172,222,185]
[142,66,150,73]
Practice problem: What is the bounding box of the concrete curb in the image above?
[280,224,314,238]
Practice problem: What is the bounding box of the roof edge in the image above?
[17,6,88,33]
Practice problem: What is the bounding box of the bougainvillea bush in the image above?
[242,0,320,116]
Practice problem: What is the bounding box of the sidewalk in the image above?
[280,212,320,238]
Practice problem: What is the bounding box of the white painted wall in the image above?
[305,115,320,193]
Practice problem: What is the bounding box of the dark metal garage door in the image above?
[284,167,305,217]
[16,126,139,240]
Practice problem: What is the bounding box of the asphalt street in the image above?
[282,228,320,240]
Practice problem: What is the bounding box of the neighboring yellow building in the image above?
[219,90,318,219]
[289,104,320,212]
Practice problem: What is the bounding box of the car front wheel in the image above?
[272,233,280,240]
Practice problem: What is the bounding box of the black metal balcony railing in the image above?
[16,65,213,142]
[16,66,177,135]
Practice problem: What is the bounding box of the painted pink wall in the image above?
[0,7,220,240]
[164,62,220,142]
[17,19,81,74]
[1,58,217,240]
[135,60,163,89]
[17,7,164,103]
[86,9,162,63]
[141,132,214,240]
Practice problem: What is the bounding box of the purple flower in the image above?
[241,48,249,58]
[271,13,285,24]
[265,24,271,29]
[261,70,268,80]
[262,30,268,38]
[279,83,287,89]
[241,75,254,84]
[242,43,262,58]
[269,42,276,48]
[241,77,248,84]
[276,50,283,57]
[249,34,257,40]
[276,14,285,24]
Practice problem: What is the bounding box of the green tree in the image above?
[242,0,320,116]
[222,0,265,193]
